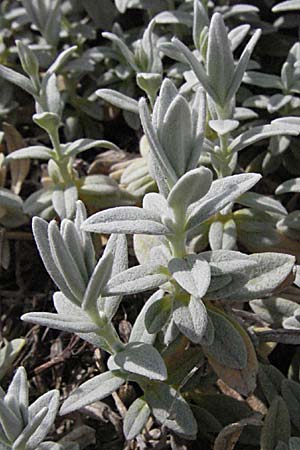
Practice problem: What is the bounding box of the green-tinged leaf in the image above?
[60,372,124,415]
[168,254,211,297]
[250,297,299,326]
[209,120,239,136]
[0,398,22,442]
[204,307,258,395]
[139,97,178,189]
[102,32,138,71]
[109,342,167,381]
[281,379,300,432]
[144,382,197,439]
[257,364,285,405]
[130,290,164,345]
[276,178,300,195]
[5,366,28,426]
[144,295,172,334]
[12,408,48,450]
[171,38,215,101]
[160,95,193,178]
[48,46,78,74]
[123,398,150,440]
[83,206,171,235]
[260,396,291,450]
[204,309,247,369]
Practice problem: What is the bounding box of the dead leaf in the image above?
[3,123,30,195]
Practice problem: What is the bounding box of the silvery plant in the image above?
[21,79,297,444]
[0,42,135,220]
[0,367,59,450]
[114,8,300,253]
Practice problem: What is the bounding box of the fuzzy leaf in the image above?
[32,218,80,305]
[25,390,60,450]
[129,290,165,345]
[123,398,150,440]
[105,262,168,295]
[110,342,167,381]
[6,146,52,161]
[224,253,296,301]
[144,382,197,439]
[186,173,261,233]
[260,396,291,450]
[204,308,247,369]
[83,206,171,235]
[168,254,211,297]
[60,372,124,415]
[144,295,172,334]
[173,296,213,344]
[167,167,212,214]
[205,308,258,395]
[207,13,235,107]
[281,379,300,432]
[96,89,139,114]
[0,65,35,95]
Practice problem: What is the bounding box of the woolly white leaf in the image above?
[6,146,52,161]
[204,309,247,369]
[167,167,212,214]
[48,221,86,300]
[186,173,261,233]
[12,408,48,450]
[21,312,99,333]
[144,383,197,439]
[123,398,150,440]
[26,390,60,450]
[105,263,169,295]
[173,296,211,344]
[225,29,262,103]
[0,65,35,95]
[168,254,211,297]
[82,206,171,235]
[82,251,113,312]
[207,13,235,107]
[96,89,139,114]
[225,253,296,301]
[32,218,80,304]
[129,290,165,345]
[110,342,167,381]
[60,372,124,415]
[209,120,239,136]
